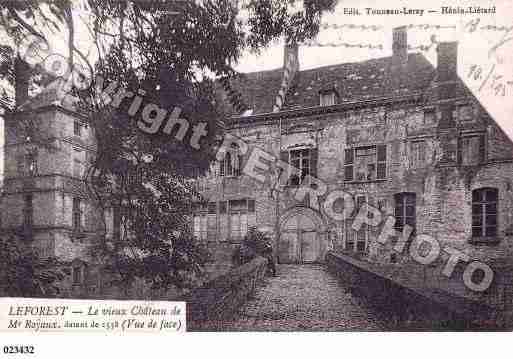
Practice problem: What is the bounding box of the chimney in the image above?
[273,42,299,112]
[436,42,458,100]
[14,56,30,108]
[283,42,299,72]
[437,42,458,82]
[392,26,408,64]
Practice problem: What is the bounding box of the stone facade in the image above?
[0,82,111,297]
[195,27,513,278]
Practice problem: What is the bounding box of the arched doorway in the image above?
[278,208,325,264]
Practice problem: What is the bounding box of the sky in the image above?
[1,0,513,181]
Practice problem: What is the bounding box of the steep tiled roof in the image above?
[223,53,438,116]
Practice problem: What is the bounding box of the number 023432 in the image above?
[2,346,35,355]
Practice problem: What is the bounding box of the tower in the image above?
[1,76,103,296]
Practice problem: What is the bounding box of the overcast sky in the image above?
[1,0,513,180]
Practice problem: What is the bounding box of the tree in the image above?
[0,0,338,293]
[0,233,66,297]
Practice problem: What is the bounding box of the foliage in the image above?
[0,0,337,292]
[232,227,273,266]
[0,233,66,297]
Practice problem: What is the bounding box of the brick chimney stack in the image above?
[14,56,30,108]
[435,42,459,165]
[273,42,299,112]
[392,26,408,64]
[436,42,458,101]
[283,42,299,71]
[437,42,458,82]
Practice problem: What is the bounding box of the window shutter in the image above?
[80,201,86,229]
[344,148,354,182]
[280,151,289,163]
[309,148,318,178]
[479,135,486,164]
[247,199,255,212]
[237,154,244,176]
[457,138,462,164]
[226,152,233,176]
[219,159,225,177]
[377,144,387,179]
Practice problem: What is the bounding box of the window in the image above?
[229,199,256,241]
[193,203,208,241]
[344,148,354,182]
[207,202,217,240]
[320,91,337,106]
[23,194,33,229]
[460,135,485,166]
[219,201,229,241]
[289,149,310,186]
[25,151,38,176]
[344,195,369,253]
[281,148,318,186]
[219,144,242,177]
[410,140,427,169]
[394,193,416,233]
[192,199,256,241]
[73,149,85,178]
[355,195,368,252]
[72,266,82,285]
[472,188,498,238]
[423,109,436,125]
[113,206,122,241]
[74,121,82,136]
[72,198,82,232]
[344,145,386,182]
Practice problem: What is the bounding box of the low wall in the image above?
[326,252,512,329]
[181,256,267,330]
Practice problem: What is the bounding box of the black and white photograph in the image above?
[1,0,513,352]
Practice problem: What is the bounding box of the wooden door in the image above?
[279,214,319,264]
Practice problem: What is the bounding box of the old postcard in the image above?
[0,0,513,355]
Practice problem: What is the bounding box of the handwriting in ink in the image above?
[468,63,513,97]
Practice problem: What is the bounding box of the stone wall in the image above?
[182,256,267,330]
[326,251,513,328]
[198,95,513,268]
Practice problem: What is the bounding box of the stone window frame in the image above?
[423,108,436,125]
[192,199,256,242]
[280,146,318,187]
[73,147,85,178]
[73,120,82,137]
[228,199,256,242]
[344,144,387,182]
[355,195,369,253]
[471,187,498,240]
[219,143,243,177]
[72,265,83,285]
[409,140,427,169]
[72,197,82,233]
[459,132,486,166]
[192,202,208,241]
[288,148,311,186]
[319,90,337,106]
[394,192,416,233]
[344,194,370,254]
[25,149,38,177]
[23,193,33,230]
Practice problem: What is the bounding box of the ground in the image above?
[219,264,390,331]
[191,264,484,331]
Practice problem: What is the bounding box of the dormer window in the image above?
[319,90,338,106]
